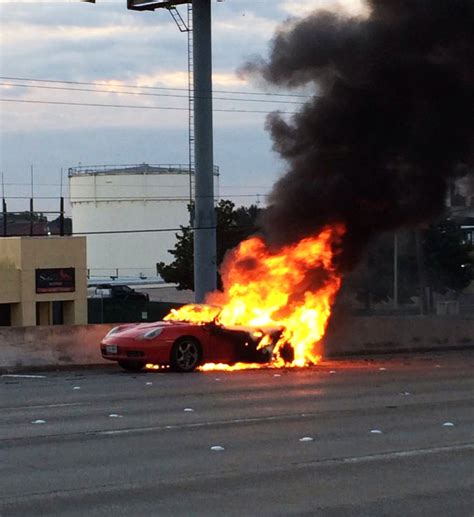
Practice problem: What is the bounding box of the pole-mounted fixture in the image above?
[127,0,189,10]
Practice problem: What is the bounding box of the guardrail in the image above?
[1,316,473,371]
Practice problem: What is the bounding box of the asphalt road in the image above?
[0,352,473,516]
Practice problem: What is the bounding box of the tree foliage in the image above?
[157,200,261,290]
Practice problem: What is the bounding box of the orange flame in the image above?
[164,304,220,324]
[199,362,270,371]
[166,224,345,370]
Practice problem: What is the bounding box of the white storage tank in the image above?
[69,163,220,279]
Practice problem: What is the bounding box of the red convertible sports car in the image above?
[101,305,282,372]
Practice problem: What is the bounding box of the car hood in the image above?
[111,320,195,337]
[109,320,283,339]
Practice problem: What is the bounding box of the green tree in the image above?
[157,200,261,290]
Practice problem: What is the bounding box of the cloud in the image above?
[214,12,277,39]
[0,2,186,82]
[279,0,370,18]
[2,23,131,44]
[0,0,303,210]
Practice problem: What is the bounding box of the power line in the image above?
[0,82,305,106]
[0,75,311,99]
[75,225,213,235]
[75,223,258,236]
[0,97,297,115]
[1,224,259,237]
[2,194,268,200]
[3,181,273,188]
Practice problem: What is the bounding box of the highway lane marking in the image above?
[1,399,472,443]
[97,412,315,435]
[311,442,474,466]
[0,408,324,441]
[0,442,473,505]
[0,402,85,412]
[0,410,341,442]
[2,374,47,379]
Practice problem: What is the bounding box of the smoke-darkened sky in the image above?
[245,0,473,269]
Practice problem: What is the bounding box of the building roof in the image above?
[68,163,220,177]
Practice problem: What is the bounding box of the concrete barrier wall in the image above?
[0,324,114,370]
[0,317,473,371]
[324,315,474,356]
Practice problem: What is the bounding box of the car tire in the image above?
[118,360,145,372]
[170,338,202,372]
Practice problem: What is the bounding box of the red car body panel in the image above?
[101,320,260,367]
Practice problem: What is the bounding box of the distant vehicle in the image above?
[92,284,149,302]
[101,304,282,372]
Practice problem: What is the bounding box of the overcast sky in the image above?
[0,0,367,213]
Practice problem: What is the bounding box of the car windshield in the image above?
[164,304,221,324]
[114,285,132,292]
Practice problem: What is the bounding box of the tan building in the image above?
[0,237,87,326]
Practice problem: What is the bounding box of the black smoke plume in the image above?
[243,0,473,270]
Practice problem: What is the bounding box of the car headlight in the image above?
[140,328,163,340]
[106,326,121,337]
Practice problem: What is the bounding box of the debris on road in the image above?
[210,445,225,451]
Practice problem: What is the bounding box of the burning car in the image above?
[101,227,343,372]
[101,304,282,372]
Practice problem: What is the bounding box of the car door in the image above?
[206,324,255,364]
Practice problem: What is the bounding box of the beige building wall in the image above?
[0,237,87,326]
[0,269,20,303]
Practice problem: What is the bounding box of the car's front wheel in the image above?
[118,360,145,372]
[170,338,201,372]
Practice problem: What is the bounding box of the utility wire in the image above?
[2,194,268,200]
[76,224,257,236]
[3,182,272,188]
[2,224,259,237]
[0,97,297,115]
[0,82,306,106]
[0,75,311,99]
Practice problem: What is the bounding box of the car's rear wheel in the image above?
[171,338,201,372]
[118,360,145,372]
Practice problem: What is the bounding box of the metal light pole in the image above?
[192,0,216,301]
